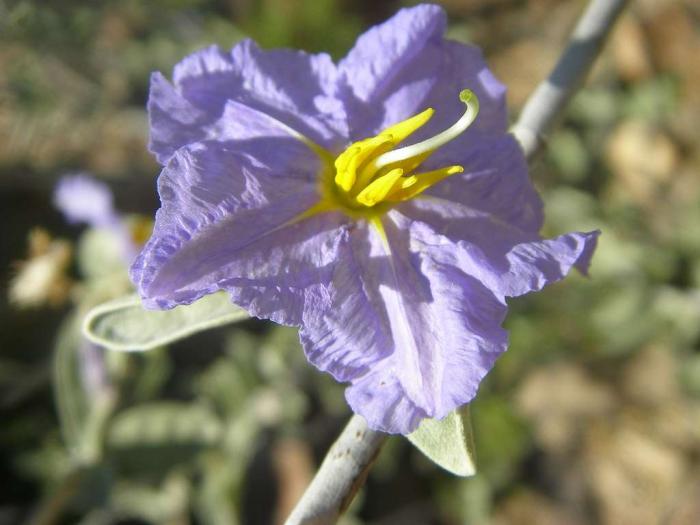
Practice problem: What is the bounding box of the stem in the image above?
[28,468,85,525]
[284,415,387,525]
[512,0,628,160]
[287,1,626,522]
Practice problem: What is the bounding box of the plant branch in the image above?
[287,1,626,523]
[512,0,628,160]
[284,415,386,525]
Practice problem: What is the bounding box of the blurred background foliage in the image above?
[2,0,700,523]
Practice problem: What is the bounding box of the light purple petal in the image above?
[338,4,507,145]
[299,225,394,383]
[367,216,507,432]
[218,219,346,326]
[424,135,543,233]
[130,139,348,317]
[405,40,508,159]
[149,41,347,164]
[398,195,599,301]
[210,100,331,175]
[345,360,428,434]
[497,230,600,297]
[148,72,214,164]
[300,217,508,434]
[338,4,445,104]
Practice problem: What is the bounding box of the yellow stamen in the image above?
[328,90,478,213]
[334,135,393,192]
[380,107,434,143]
[333,147,359,191]
[386,166,464,202]
[356,168,405,207]
[292,89,479,225]
[334,108,434,194]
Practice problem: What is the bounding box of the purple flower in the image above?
[131,4,599,434]
[54,174,120,229]
[54,174,138,262]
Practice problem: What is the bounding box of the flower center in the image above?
[329,89,479,211]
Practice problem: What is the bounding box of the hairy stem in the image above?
[284,415,386,525]
[512,0,628,160]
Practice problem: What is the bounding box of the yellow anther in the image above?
[379,107,434,144]
[334,145,358,173]
[334,136,393,192]
[334,149,359,191]
[356,168,405,207]
[396,175,418,190]
[387,166,463,202]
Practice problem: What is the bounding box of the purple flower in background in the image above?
[54,174,138,262]
[54,174,120,229]
[131,4,599,433]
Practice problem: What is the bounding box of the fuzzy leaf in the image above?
[107,402,222,478]
[82,292,249,352]
[108,402,222,448]
[53,315,89,457]
[407,405,477,476]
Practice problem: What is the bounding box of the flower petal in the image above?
[424,135,543,233]
[497,230,600,296]
[371,216,507,432]
[299,217,508,434]
[338,5,506,145]
[148,72,213,164]
[345,360,428,434]
[213,100,332,174]
[299,225,394,383]
[338,5,445,104]
[148,41,347,164]
[398,194,600,301]
[130,139,347,320]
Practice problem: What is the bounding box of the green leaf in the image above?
[53,313,119,465]
[407,405,477,476]
[110,473,191,524]
[53,315,89,459]
[109,402,222,449]
[82,292,249,351]
[77,228,126,280]
[107,402,222,479]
